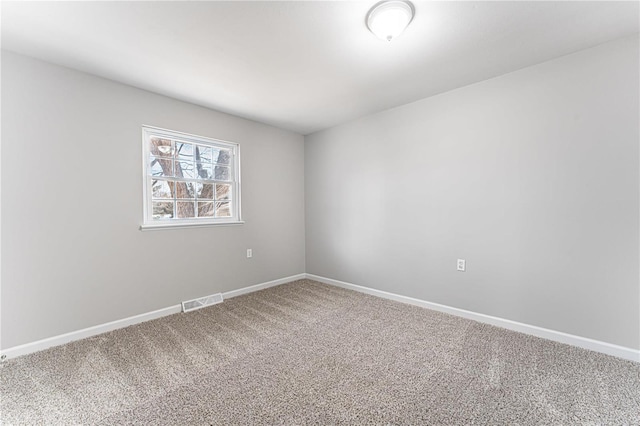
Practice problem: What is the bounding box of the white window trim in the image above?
[140,125,243,230]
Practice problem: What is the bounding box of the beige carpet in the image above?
[1,279,639,425]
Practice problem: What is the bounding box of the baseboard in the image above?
[4,272,637,363]
[0,304,182,361]
[223,273,306,299]
[0,273,306,360]
[305,274,640,363]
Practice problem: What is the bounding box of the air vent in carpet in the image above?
[182,293,224,313]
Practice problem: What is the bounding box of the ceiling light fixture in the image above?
[366,0,415,42]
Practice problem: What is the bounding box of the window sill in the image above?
[139,221,245,231]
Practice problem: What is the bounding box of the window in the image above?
[141,126,241,229]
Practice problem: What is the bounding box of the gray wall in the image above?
[305,36,639,349]
[1,51,305,349]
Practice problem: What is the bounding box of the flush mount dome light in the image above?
[366,0,415,42]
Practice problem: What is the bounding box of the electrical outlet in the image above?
[246,249,253,258]
[457,259,466,272]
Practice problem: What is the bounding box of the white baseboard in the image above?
[1,273,306,360]
[305,274,640,363]
[4,272,637,363]
[223,273,306,299]
[0,304,182,360]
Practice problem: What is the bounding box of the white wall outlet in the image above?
[457,259,466,272]
[246,249,253,258]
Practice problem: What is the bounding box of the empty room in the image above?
[1,1,639,424]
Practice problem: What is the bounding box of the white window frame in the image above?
[140,126,243,230]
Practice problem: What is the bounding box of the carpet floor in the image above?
[1,279,639,425]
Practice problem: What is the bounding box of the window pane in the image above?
[176,201,195,218]
[175,161,195,179]
[150,138,173,158]
[175,182,194,199]
[150,157,174,177]
[152,201,174,219]
[195,162,213,180]
[213,165,230,181]
[195,145,213,163]
[215,184,231,200]
[214,149,231,165]
[175,142,194,161]
[196,183,214,199]
[152,180,175,199]
[215,201,231,217]
[198,201,214,217]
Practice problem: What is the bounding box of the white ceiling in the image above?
[2,1,638,135]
